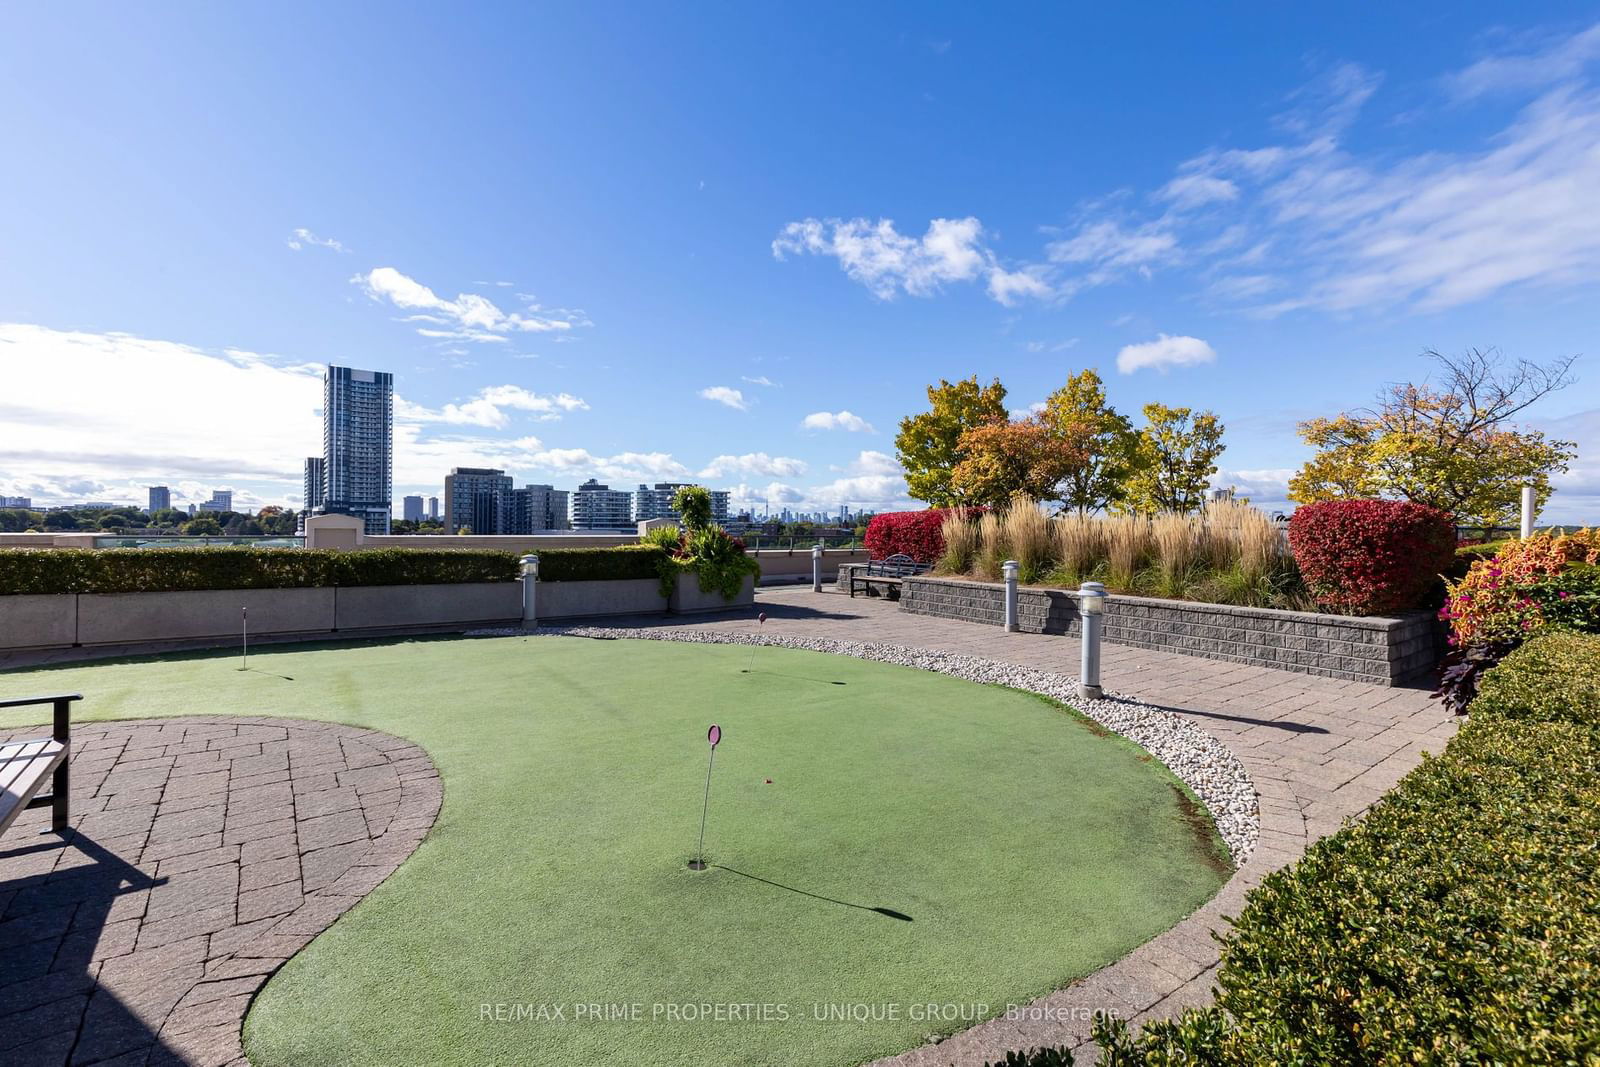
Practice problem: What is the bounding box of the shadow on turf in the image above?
[712,865,912,922]
[738,671,846,685]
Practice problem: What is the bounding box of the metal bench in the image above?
[1,694,79,838]
[848,553,931,599]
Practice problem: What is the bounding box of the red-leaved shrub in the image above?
[1288,499,1456,615]
[864,510,961,563]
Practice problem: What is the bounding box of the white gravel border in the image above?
[469,624,1260,864]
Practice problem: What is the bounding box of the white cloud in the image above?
[1115,333,1217,374]
[1077,34,1600,315]
[844,450,902,476]
[1009,401,1048,420]
[525,448,690,483]
[286,228,348,253]
[1157,174,1240,208]
[987,266,1055,306]
[1023,338,1080,353]
[354,267,588,343]
[801,410,876,433]
[1046,220,1179,274]
[0,324,324,508]
[698,386,749,411]
[1448,22,1600,100]
[396,385,589,429]
[740,375,778,387]
[698,453,808,479]
[772,216,1055,304]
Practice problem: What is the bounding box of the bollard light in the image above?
[1001,559,1020,632]
[1078,580,1106,700]
[520,553,539,626]
[811,542,824,592]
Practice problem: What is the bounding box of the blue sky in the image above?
[2,3,1597,521]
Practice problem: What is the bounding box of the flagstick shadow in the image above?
[711,865,912,922]
[738,671,846,685]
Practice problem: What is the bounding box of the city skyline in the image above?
[2,6,1597,522]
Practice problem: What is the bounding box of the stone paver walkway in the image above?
[606,586,1459,1065]
[0,717,441,1067]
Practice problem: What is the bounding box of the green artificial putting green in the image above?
[0,635,1230,1066]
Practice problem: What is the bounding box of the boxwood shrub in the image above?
[534,545,668,582]
[0,547,520,594]
[990,630,1600,1066]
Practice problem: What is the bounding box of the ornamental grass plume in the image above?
[937,510,978,574]
[1104,515,1151,590]
[999,498,1053,582]
[1052,514,1105,584]
[975,511,1006,580]
[1151,512,1199,598]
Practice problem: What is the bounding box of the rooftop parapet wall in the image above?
[896,575,1440,686]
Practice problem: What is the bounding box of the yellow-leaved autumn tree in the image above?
[1289,349,1578,527]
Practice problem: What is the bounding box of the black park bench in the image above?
[1,694,80,839]
[849,553,931,599]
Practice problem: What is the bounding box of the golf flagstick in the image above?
[240,606,248,671]
[688,724,721,870]
[742,612,768,673]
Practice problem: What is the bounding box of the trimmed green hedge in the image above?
[0,547,520,594]
[1471,629,1600,726]
[995,630,1600,1066]
[534,545,668,582]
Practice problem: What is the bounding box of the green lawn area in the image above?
[0,635,1229,1067]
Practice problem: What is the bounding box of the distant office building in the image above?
[198,490,233,513]
[303,457,326,512]
[427,496,439,521]
[320,365,393,534]
[633,482,730,525]
[571,479,633,529]
[146,486,171,513]
[511,484,570,533]
[187,504,197,517]
[402,495,425,522]
[1208,487,1237,503]
[444,467,513,534]
[1,496,32,509]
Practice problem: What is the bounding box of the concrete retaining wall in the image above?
[0,595,79,650]
[335,583,521,630]
[0,583,522,651]
[76,588,338,646]
[671,574,756,613]
[752,548,868,585]
[538,579,666,619]
[898,576,1439,686]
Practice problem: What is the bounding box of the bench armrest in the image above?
[0,694,79,742]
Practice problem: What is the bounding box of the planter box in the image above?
[899,576,1440,686]
[538,578,665,620]
[670,573,756,614]
[334,583,521,631]
[0,595,78,650]
[76,588,336,646]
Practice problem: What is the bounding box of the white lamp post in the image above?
[1078,580,1106,699]
[1001,560,1020,632]
[812,542,824,592]
[1520,485,1536,539]
[520,553,539,627]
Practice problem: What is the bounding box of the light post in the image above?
[520,553,539,627]
[1001,560,1020,632]
[1520,485,1536,539]
[811,542,824,592]
[1078,580,1106,700]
